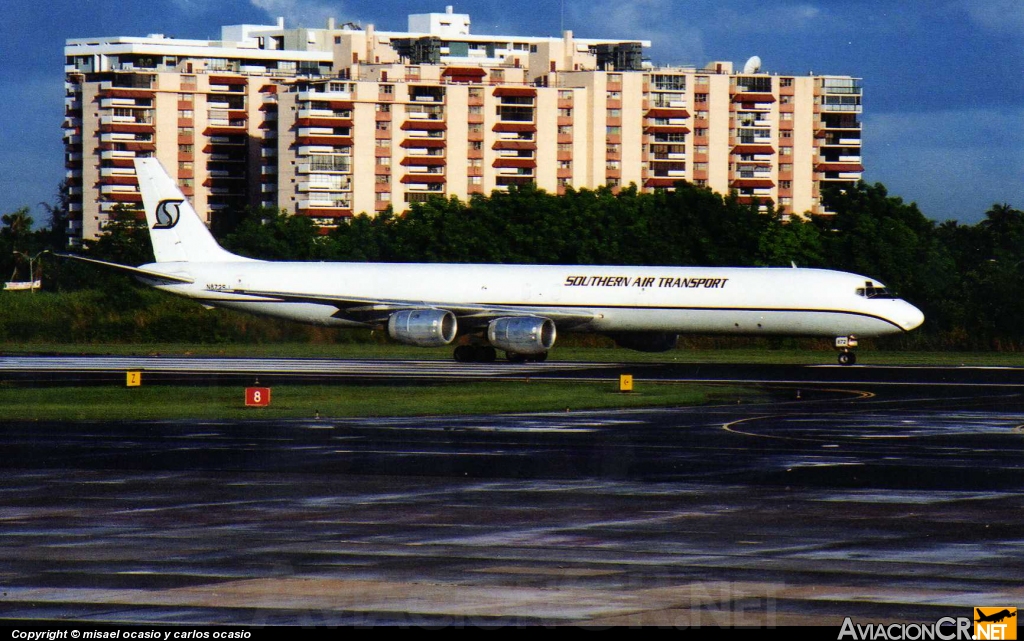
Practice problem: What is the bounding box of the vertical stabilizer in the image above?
[134,158,243,263]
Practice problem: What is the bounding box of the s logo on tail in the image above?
[154,199,184,229]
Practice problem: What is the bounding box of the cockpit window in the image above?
[856,286,897,299]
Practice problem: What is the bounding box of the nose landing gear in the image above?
[835,335,858,366]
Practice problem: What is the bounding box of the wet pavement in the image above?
[1,366,1023,625]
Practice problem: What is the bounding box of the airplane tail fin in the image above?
[134,158,244,263]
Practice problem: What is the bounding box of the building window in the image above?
[780,130,792,138]
[696,145,708,155]
[607,108,621,118]
[469,176,482,185]
[780,180,792,189]
[178,144,193,154]
[695,128,707,137]
[470,141,483,150]
[781,78,794,87]
[178,109,193,119]
[376,121,390,131]
[780,163,793,172]
[780,146,792,156]
[695,93,708,104]
[469,123,483,133]
[469,105,482,115]
[376,191,390,201]
[606,126,621,136]
[781,112,793,121]
[780,95,792,105]
[178,126,193,136]
[558,125,572,135]
[376,103,390,112]
[376,156,390,166]
[375,139,390,148]
[380,84,394,94]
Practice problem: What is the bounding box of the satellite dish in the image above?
[742,56,761,74]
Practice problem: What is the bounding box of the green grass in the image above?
[3,341,1024,366]
[0,381,755,421]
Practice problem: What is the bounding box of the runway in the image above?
[1,358,1023,626]
[7,354,1024,388]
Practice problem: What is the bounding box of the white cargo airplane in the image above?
[65,159,924,365]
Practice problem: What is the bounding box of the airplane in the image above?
[63,158,924,365]
[976,609,1016,624]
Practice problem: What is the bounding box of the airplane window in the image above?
[856,287,896,299]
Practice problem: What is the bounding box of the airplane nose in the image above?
[902,303,925,331]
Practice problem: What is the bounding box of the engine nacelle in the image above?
[387,309,457,347]
[608,331,678,352]
[487,316,556,355]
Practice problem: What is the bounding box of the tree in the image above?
[83,204,153,266]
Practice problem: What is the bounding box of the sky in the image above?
[1,0,1021,227]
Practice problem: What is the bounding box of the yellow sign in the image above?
[619,374,633,392]
[975,608,1017,640]
[126,371,142,387]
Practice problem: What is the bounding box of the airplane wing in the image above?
[228,287,596,327]
[55,254,195,284]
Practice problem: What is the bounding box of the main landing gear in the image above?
[453,344,496,363]
[835,335,858,366]
[452,345,549,363]
[505,351,548,364]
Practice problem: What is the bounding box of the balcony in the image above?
[297,108,350,119]
[404,129,445,139]
[100,149,137,160]
[100,168,136,177]
[298,90,351,101]
[300,198,352,209]
[297,158,352,173]
[297,179,352,192]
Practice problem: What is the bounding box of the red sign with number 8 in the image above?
[245,387,271,407]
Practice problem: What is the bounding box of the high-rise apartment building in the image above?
[63,7,863,243]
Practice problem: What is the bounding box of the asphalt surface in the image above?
[0,358,1023,626]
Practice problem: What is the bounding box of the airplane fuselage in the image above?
[140,261,924,338]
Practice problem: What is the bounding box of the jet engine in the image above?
[387,309,457,347]
[487,316,556,355]
[608,331,678,352]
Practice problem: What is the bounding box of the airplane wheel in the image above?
[838,351,856,366]
[455,345,497,363]
[533,352,548,363]
[506,352,528,364]
[477,346,497,362]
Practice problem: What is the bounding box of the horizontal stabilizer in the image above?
[56,254,195,284]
